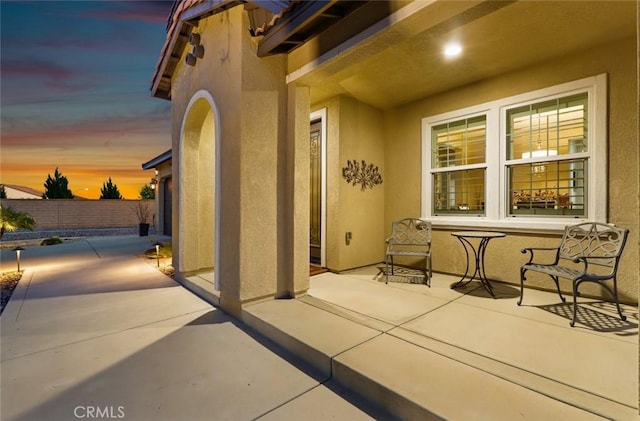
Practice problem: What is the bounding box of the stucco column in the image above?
[216,21,290,316]
[277,84,310,297]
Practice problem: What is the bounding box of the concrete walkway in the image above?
[0,236,378,421]
[244,267,639,420]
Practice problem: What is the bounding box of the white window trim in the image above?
[421,74,607,232]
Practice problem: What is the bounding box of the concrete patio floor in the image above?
[1,236,637,420]
[244,266,639,420]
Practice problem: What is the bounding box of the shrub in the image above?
[0,206,36,239]
[40,237,63,246]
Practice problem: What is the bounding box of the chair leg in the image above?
[612,277,627,322]
[426,255,432,287]
[570,280,581,327]
[603,277,627,322]
[550,275,566,303]
[518,268,526,306]
[385,257,390,284]
[423,256,431,287]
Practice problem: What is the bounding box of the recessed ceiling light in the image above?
[444,43,462,58]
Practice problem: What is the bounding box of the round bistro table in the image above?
[451,231,506,298]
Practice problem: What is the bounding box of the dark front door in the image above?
[310,120,321,264]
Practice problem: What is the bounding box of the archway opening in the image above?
[178,95,217,294]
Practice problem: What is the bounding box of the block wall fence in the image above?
[0,199,156,230]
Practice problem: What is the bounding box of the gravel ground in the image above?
[1,227,145,242]
[0,227,157,249]
[1,272,22,315]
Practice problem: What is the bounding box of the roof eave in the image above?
[150,22,188,100]
[142,149,173,169]
[150,0,242,100]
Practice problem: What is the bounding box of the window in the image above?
[422,74,606,230]
[506,93,587,217]
[431,115,486,215]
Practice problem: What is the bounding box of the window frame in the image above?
[430,113,488,216]
[421,74,607,232]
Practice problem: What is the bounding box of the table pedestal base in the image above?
[450,232,505,298]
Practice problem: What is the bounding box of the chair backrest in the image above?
[389,218,431,246]
[559,222,629,268]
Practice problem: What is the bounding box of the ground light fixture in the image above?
[153,241,163,268]
[12,246,24,273]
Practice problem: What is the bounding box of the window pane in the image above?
[509,159,586,217]
[433,169,485,215]
[506,93,588,160]
[432,115,486,168]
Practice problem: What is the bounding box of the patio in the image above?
[243,267,638,419]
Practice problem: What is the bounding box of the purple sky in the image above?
[1,1,173,199]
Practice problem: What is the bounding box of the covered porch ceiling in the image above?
[289,0,637,110]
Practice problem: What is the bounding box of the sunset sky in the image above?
[1,1,173,199]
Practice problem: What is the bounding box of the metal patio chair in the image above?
[385,218,432,286]
[519,222,629,327]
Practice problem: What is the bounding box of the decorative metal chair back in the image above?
[389,218,431,246]
[559,222,628,268]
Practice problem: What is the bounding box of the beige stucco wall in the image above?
[171,10,241,294]
[0,199,155,230]
[168,8,300,315]
[169,9,242,313]
[383,36,639,304]
[286,85,312,296]
[197,110,215,271]
[313,96,386,272]
[238,15,289,304]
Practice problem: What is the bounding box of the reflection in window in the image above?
[434,169,485,215]
[507,93,588,161]
[506,93,588,217]
[431,116,486,215]
[509,159,586,217]
[432,115,486,168]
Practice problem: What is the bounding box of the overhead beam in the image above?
[257,0,336,57]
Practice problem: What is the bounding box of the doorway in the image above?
[163,177,173,236]
[310,109,327,266]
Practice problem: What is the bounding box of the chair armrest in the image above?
[521,246,560,265]
[520,247,559,253]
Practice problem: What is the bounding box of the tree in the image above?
[43,167,73,199]
[139,184,155,200]
[0,185,6,199]
[100,177,123,199]
[0,206,36,239]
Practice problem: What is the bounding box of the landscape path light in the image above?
[12,246,24,273]
[153,241,163,268]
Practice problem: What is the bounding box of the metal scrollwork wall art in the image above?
[342,159,383,191]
